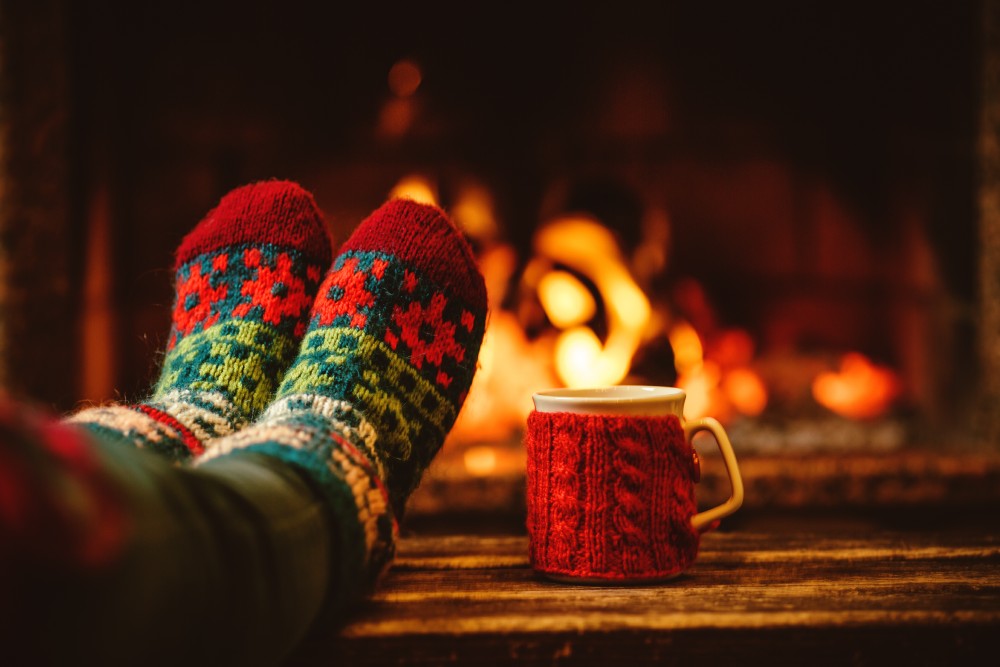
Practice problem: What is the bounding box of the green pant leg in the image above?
[25,440,333,666]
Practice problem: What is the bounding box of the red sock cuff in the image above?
[175,180,333,269]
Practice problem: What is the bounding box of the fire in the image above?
[389,175,438,205]
[722,367,768,417]
[449,208,652,442]
[452,183,500,240]
[537,271,596,328]
[672,321,769,422]
[669,321,704,374]
[400,173,903,453]
[812,352,901,419]
[534,215,650,387]
[463,445,498,476]
[678,360,723,421]
[450,310,557,443]
[446,180,559,445]
[554,327,611,387]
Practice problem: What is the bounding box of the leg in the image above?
[2,198,487,662]
[200,198,488,611]
[2,399,332,665]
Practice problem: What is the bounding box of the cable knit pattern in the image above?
[612,430,655,575]
[548,413,583,573]
[526,411,701,581]
[70,181,332,462]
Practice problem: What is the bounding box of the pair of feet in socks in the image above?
[57,180,486,598]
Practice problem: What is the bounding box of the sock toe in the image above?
[71,180,335,463]
[275,197,488,517]
[175,180,333,270]
[337,198,487,308]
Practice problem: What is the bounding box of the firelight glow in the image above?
[670,316,769,421]
[389,175,438,206]
[463,445,498,476]
[452,184,500,240]
[669,321,704,374]
[722,367,768,417]
[388,59,422,97]
[678,361,721,421]
[812,352,900,419]
[444,185,560,446]
[554,327,622,387]
[534,215,650,388]
[448,189,908,448]
[537,270,596,328]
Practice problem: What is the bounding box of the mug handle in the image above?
[685,417,745,532]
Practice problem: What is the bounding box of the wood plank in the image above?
[287,527,1000,665]
[393,536,530,569]
[292,625,999,666]
[393,532,1000,568]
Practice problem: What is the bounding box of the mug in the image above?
[525,385,744,583]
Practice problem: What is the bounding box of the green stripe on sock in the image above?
[155,320,300,418]
[278,327,455,459]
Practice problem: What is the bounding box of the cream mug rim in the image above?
[532,385,686,416]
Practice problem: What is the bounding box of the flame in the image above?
[669,321,704,374]
[535,215,650,387]
[678,360,723,421]
[671,318,768,421]
[812,352,900,419]
[441,189,904,458]
[444,181,559,446]
[389,175,438,205]
[448,301,558,445]
[463,445,498,476]
[537,270,596,328]
[553,326,622,387]
[722,367,768,417]
[452,183,500,241]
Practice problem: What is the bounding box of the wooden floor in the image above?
[289,513,1000,665]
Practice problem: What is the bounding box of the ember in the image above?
[813,352,901,420]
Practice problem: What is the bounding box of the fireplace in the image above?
[1,1,998,513]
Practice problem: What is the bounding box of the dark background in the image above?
[1,0,981,413]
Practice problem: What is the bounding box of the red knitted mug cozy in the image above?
[526,410,701,580]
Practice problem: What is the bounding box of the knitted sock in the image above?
[69,181,332,462]
[198,198,487,608]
